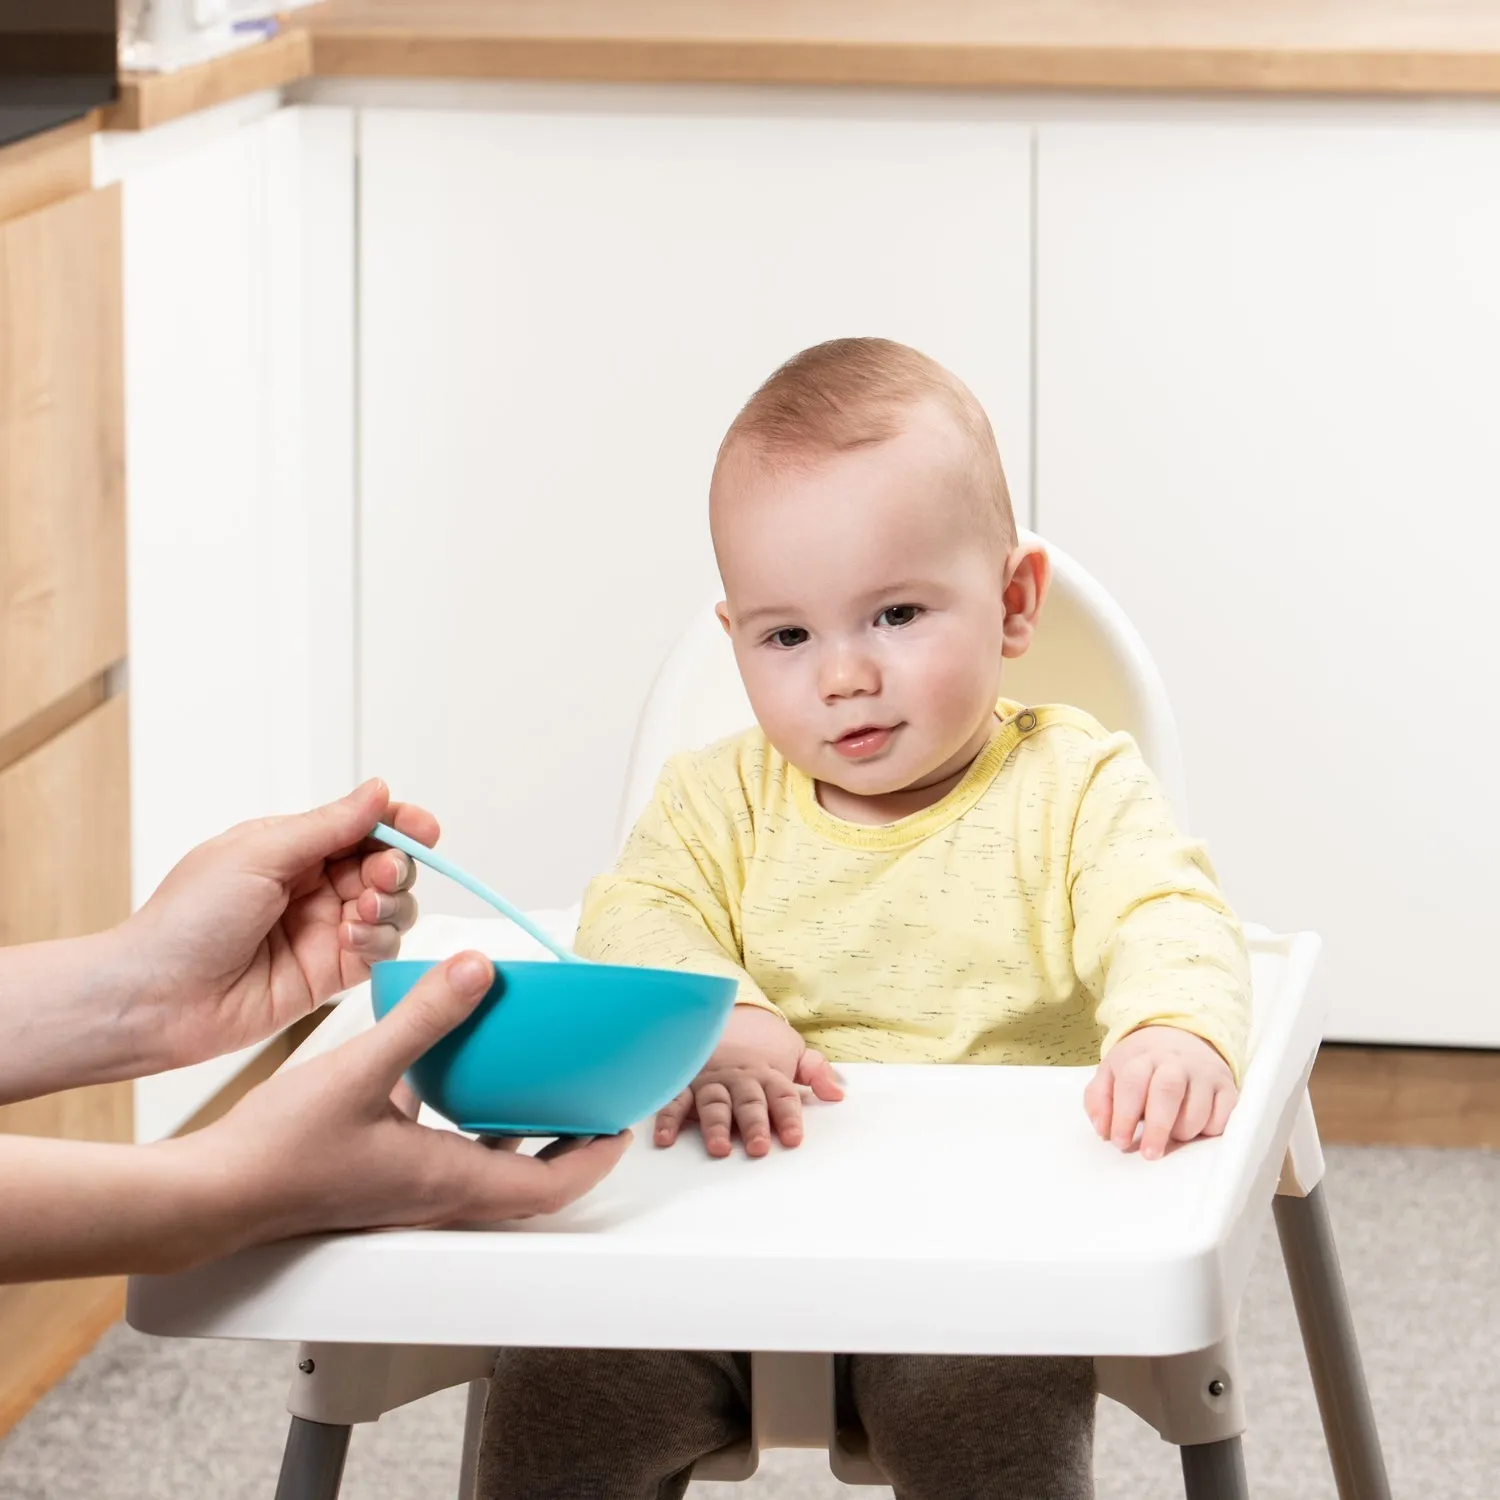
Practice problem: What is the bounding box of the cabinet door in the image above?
[358,96,1033,909]
[0,696,132,1433]
[0,187,126,738]
[1036,123,1500,1046]
[116,104,357,1139]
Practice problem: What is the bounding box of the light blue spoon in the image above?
[369,822,583,964]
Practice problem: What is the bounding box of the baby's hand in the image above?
[1084,1026,1237,1161]
[655,1005,843,1159]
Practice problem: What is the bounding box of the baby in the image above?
[477,338,1250,1500]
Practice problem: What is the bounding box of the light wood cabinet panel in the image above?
[0,693,132,953]
[0,117,94,226]
[0,692,134,1142]
[0,186,127,741]
[0,1278,124,1438]
[0,695,132,1437]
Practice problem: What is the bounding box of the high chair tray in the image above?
[128,930,1321,1361]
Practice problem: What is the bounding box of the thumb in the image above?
[353,951,495,1095]
[795,1048,845,1102]
[252,778,391,881]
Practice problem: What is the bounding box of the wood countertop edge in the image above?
[308,32,1500,98]
[48,18,1500,140]
[106,28,313,132]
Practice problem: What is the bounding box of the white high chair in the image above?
[127,537,1391,1500]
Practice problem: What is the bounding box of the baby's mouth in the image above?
[831,724,899,760]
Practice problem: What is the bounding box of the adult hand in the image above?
[654,1005,843,1159]
[127,779,438,1070]
[189,952,631,1251]
[0,954,631,1282]
[1084,1025,1238,1161]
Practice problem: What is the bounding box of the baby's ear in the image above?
[1001,544,1050,659]
[715,602,733,636]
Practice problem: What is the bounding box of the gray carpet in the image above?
[3,1145,1496,1499]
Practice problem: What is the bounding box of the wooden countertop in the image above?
[306,0,1500,96]
[103,0,1500,137]
[109,28,313,131]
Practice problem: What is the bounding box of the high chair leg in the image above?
[274,1343,497,1500]
[456,1379,487,1500]
[1274,1184,1392,1500]
[1096,1337,1248,1497]
[1179,1437,1250,1500]
[273,1417,351,1500]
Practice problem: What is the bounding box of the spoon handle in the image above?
[369,823,582,964]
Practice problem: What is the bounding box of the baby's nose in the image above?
[819,643,879,699]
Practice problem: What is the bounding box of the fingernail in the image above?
[369,893,397,922]
[451,954,491,995]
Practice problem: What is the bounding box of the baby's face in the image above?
[714,407,1010,800]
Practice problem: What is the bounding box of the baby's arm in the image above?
[580,758,840,1157]
[1067,734,1251,1159]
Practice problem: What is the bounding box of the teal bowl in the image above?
[369,959,737,1136]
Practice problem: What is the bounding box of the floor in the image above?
[2,1144,1495,1500]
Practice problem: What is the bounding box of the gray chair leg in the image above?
[274,1417,351,1500]
[456,1378,488,1500]
[1181,1437,1250,1499]
[1275,1184,1392,1500]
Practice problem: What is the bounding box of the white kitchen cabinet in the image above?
[357,93,1033,911]
[108,102,357,1138]
[1035,122,1500,1046]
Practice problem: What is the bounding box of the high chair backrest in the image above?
[615,533,1188,851]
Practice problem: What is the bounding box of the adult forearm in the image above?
[0,928,169,1104]
[0,1132,246,1283]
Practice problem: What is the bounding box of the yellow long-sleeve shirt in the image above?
[578,702,1250,1076]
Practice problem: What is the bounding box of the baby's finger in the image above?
[1203,1082,1240,1138]
[695,1081,735,1159]
[1172,1076,1216,1143]
[654,1089,694,1148]
[766,1074,805,1147]
[730,1078,772,1158]
[795,1048,845,1102]
[1082,1065,1114,1139]
[1140,1062,1188,1161]
[1109,1057,1154,1151]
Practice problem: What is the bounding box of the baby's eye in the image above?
[768,627,809,649]
[877,604,922,629]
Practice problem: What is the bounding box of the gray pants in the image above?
[477,1349,1096,1500]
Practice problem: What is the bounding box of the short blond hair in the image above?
[712,337,1016,551]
